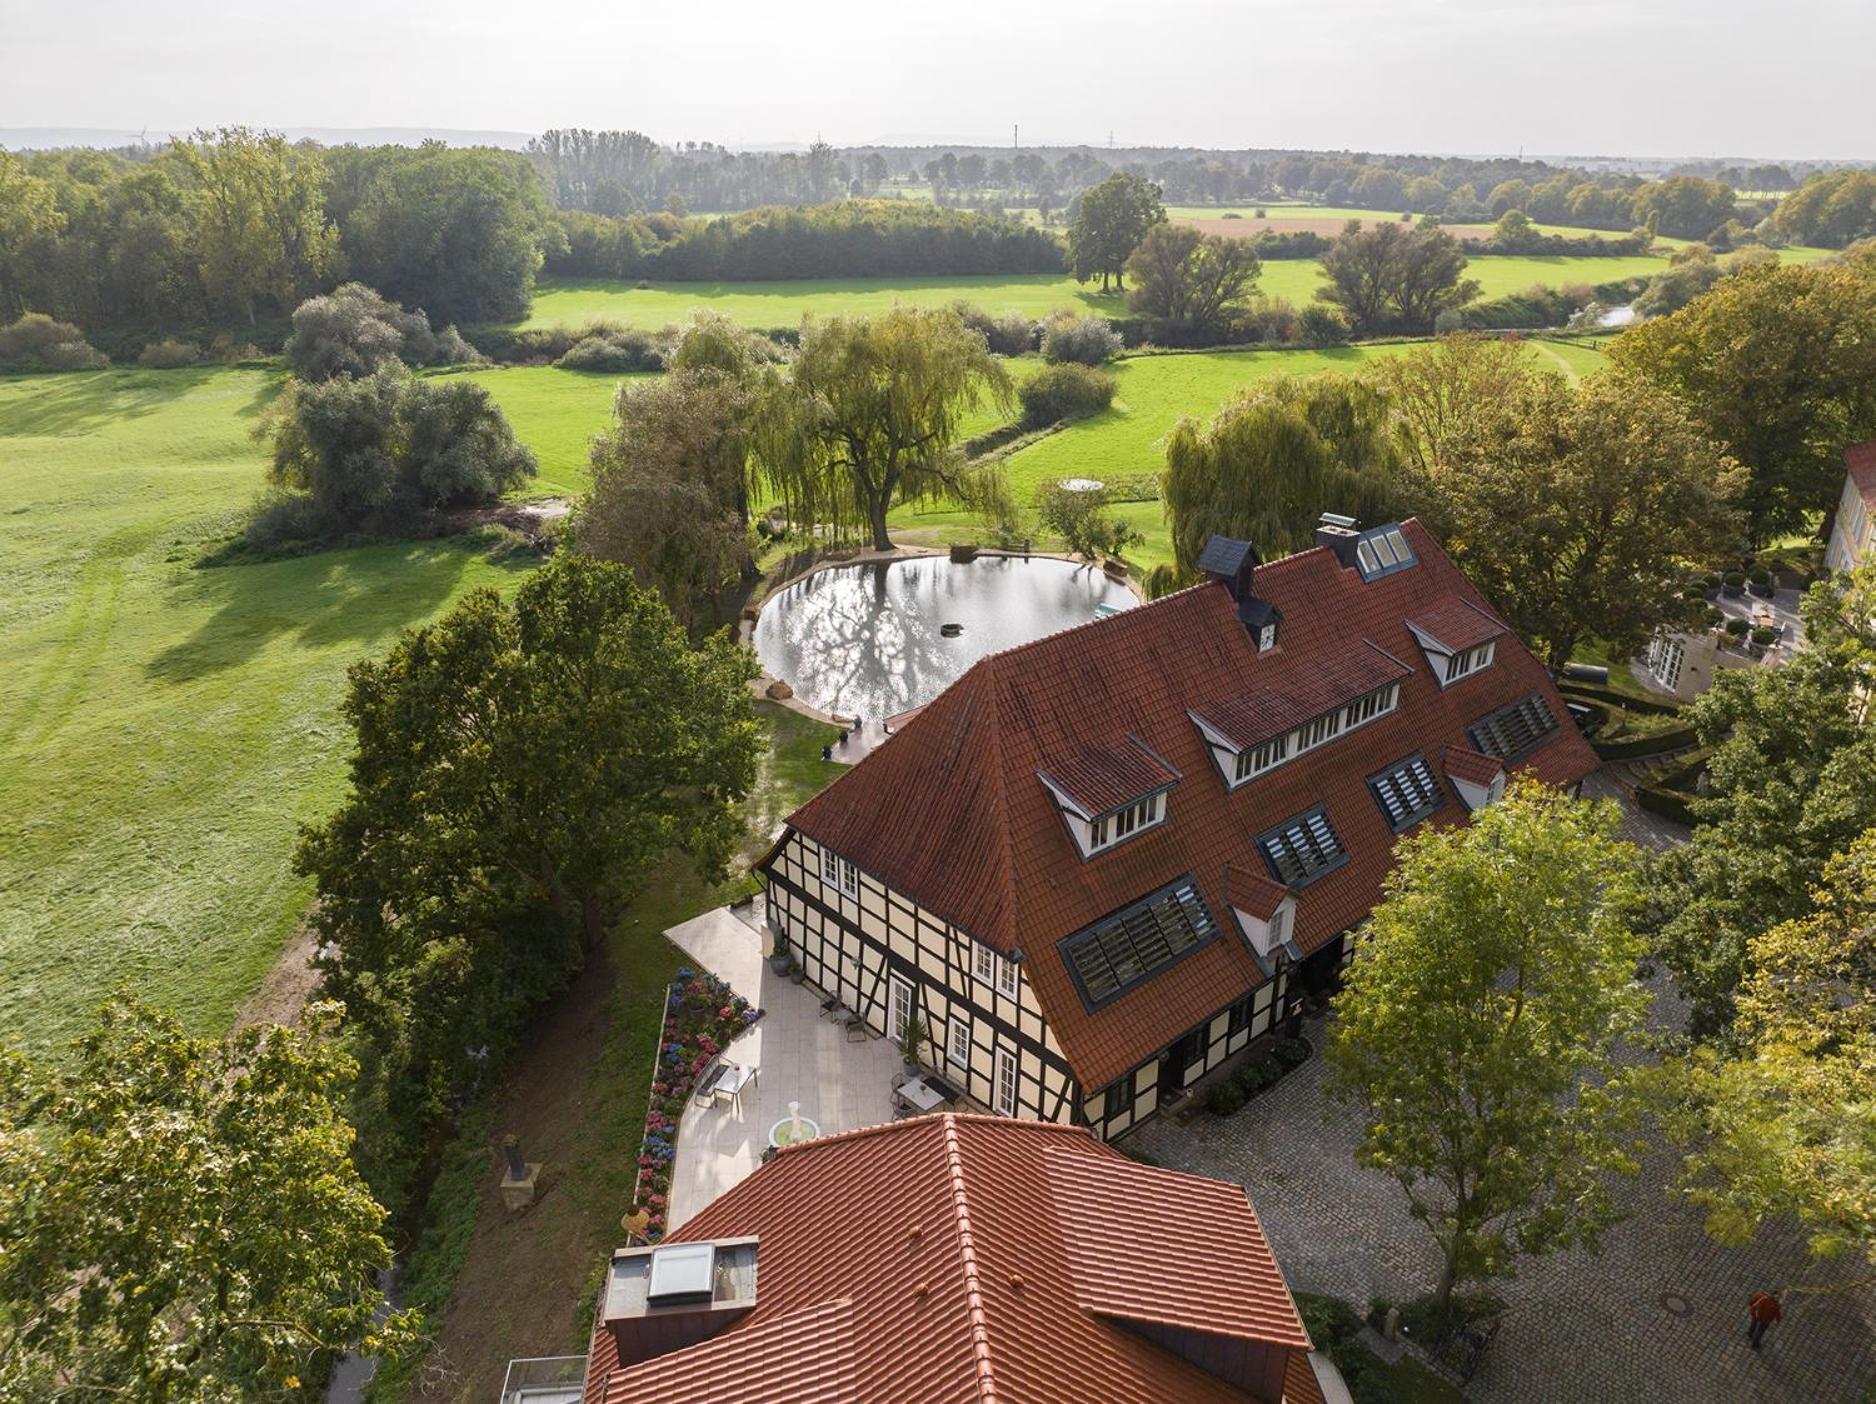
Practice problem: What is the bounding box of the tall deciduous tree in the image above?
[577,365,756,627]
[0,996,411,1400]
[1160,372,1404,574]
[1609,255,1876,542]
[1124,224,1261,340]
[299,556,759,1194]
[1650,830,1876,1265]
[1419,368,1745,672]
[170,127,338,323]
[1317,220,1478,333]
[1066,171,1165,293]
[1326,782,1651,1318]
[1365,333,1551,481]
[0,151,63,321]
[1650,560,1876,1033]
[759,306,1012,551]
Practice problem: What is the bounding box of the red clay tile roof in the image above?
[1407,599,1508,654]
[1848,440,1876,509]
[1441,744,1506,790]
[1038,735,1180,817]
[776,520,1598,1090]
[1227,866,1292,921]
[1192,642,1413,751]
[581,1114,1311,1404]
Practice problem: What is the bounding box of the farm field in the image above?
[516,240,1797,335]
[0,367,533,1054]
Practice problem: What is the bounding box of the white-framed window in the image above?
[1087,791,1166,854]
[1296,710,1342,753]
[1268,905,1289,948]
[993,1047,1018,1116]
[973,942,1020,998]
[818,846,859,899]
[1443,642,1496,683]
[1234,734,1290,781]
[888,975,914,1042]
[948,1017,971,1068]
[1647,635,1685,691]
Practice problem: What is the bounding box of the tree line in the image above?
[548,199,1062,283]
[0,130,552,346]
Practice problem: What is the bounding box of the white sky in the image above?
[3,0,1871,159]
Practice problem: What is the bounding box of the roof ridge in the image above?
[942,1114,1001,1403]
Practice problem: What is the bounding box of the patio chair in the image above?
[839,1009,869,1043]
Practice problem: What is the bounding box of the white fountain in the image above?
[769,1099,820,1149]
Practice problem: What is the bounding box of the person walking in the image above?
[1748,1290,1783,1350]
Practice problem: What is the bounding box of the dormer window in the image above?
[1409,603,1507,688]
[1444,641,1495,683]
[1192,654,1408,791]
[1087,792,1166,853]
[1037,738,1181,860]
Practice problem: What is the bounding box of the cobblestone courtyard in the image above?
[1135,981,1876,1403]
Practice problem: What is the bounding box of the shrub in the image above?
[0,313,108,371]
[1751,626,1778,646]
[1034,478,1141,563]
[1253,207,1268,219]
[1018,363,1116,428]
[136,337,201,369]
[1040,312,1122,365]
[1749,567,1771,585]
[285,282,485,381]
[1704,606,1725,628]
[1143,563,1181,599]
[555,329,668,372]
[1725,617,1751,637]
[1296,304,1349,347]
[950,301,1037,356]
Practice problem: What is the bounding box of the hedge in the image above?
[1592,725,1701,761]
[1556,681,1682,716]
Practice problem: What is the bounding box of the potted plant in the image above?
[768,931,793,976]
[1748,567,1774,599]
[1723,617,1751,648]
[1722,572,1746,598]
[1751,625,1779,648]
[899,1014,930,1069]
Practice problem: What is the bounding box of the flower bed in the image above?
[630,966,761,1242]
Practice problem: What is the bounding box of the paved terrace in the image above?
[664,904,901,1230]
[1134,977,1876,1404]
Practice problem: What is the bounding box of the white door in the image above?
[888,976,914,1043]
[993,1047,1018,1116]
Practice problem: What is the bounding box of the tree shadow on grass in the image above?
[0,368,217,438]
[145,537,531,684]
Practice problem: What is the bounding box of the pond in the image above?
[753,554,1137,721]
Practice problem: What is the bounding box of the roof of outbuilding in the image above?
[581,1114,1311,1404]
[775,520,1597,1090]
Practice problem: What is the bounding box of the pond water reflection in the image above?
[753,555,1137,720]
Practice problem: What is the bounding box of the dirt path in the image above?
[232,926,322,1030]
[411,942,623,1403]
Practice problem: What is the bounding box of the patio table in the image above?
[895,1074,948,1114]
[700,1060,757,1113]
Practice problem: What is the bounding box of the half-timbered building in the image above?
[757,518,1599,1138]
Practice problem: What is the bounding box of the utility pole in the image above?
[1013,123,1019,150]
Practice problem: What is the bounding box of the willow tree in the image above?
[1160,372,1404,577]
[758,307,1013,551]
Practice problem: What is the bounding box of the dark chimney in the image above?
[1197,535,1281,652]
[1314,512,1362,568]
[1196,535,1258,603]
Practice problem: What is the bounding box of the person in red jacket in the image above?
[1748,1290,1783,1349]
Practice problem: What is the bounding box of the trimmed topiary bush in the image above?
[1751,626,1778,646]
[1724,616,1751,637]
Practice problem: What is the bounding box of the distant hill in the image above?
[0,126,536,151]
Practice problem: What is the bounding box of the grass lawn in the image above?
[0,367,536,1055]
[447,364,645,496]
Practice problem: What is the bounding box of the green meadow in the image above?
[0,368,533,1054]
[0,317,1612,1052]
[516,243,1801,335]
